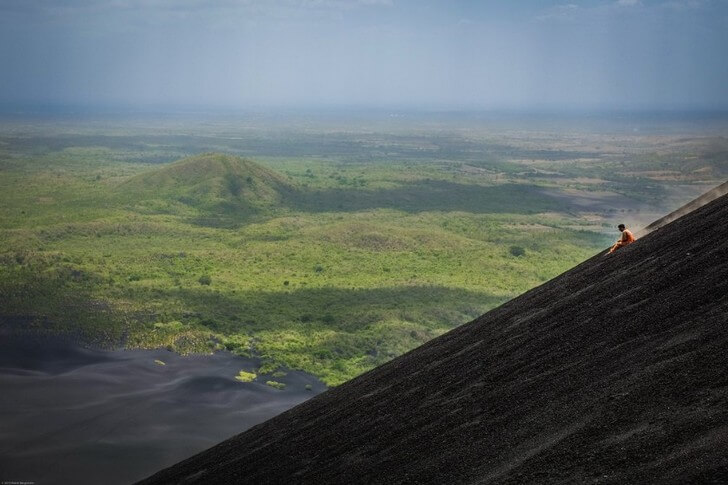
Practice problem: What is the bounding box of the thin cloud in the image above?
[534,4,580,22]
[662,0,707,10]
[1,0,726,109]
[0,0,392,16]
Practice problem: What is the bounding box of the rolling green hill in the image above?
[120,153,295,225]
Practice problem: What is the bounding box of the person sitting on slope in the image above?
[608,223,635,254]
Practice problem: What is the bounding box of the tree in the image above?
[509,246,526,257]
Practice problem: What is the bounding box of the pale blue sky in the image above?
[1,0,726,110]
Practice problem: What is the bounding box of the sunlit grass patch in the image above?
[235,370,257,382]
[127,321,218,355]
[266,380,286,390]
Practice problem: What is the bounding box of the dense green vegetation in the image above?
[1,116,723,385]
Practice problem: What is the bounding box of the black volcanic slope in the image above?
[141,193,728,484]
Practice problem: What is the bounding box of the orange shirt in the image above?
[609,229,635,253]
[621,229,635,244]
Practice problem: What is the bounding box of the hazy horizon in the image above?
[1,0,727,112]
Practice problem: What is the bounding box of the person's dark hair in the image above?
[618,224,625,230]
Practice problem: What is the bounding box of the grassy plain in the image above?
[1,111,725,385]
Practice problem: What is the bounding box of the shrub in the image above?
[258,362,278,374]
[222,334,251,353]
[225,174,243,196]
[198,275,212,285]
[235,370,257,382]
[266,380,285,390]
[200,319,219,330]
[509,245,526,257]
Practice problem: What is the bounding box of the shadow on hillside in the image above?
[286,181,565,214]
[182,181,564,228]
[153,284,508,335]
[186,202,263,228]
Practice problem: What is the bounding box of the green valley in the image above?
[1,114,724,385]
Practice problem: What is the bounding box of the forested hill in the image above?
[140,189,728,484]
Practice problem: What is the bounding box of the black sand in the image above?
[140,191,728,484]
[0,337,325,485]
